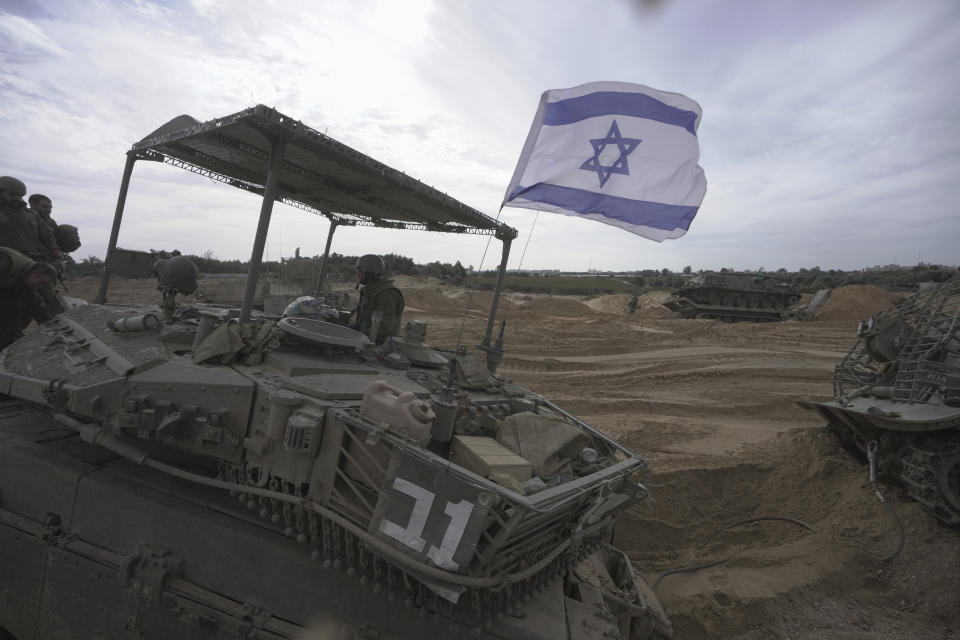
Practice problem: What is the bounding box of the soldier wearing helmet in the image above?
[28,194,82,254]
[0,177,63,265]
[351,254,404,343]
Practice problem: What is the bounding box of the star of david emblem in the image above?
[580,120,641,188]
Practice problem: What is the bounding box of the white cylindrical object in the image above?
[109,314,160,332]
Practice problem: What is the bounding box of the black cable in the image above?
[867,440,905,561]
[872,487,906,561]
[651,556,731,591]
[722,515,817,534]
[650,480,903,592]
[654,515,817,591]
[697,515,817,550]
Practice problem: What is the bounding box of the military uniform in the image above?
[354,277,404,343]
[0,247,43,350]
[0,200,59,261]
[32,208,57,236]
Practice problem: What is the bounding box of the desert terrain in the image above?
[70,275,959,639]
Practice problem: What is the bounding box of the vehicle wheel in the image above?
[735,297,748,307]
[709,295,722,306]
[760,298,773,309]
[748,297,760,308]
[723,296,735,307]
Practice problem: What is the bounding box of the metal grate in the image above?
[834,276,960,405]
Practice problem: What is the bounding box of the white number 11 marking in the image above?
[378,478,475,570]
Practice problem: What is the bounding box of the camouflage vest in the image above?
[356,278,405,341]
[0,202,51,259]
[0,246,36,288]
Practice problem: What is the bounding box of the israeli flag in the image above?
[503,81,707,242]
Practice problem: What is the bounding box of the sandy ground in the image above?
[67,276,960,639]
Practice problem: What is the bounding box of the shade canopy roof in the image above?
[131,104,516,239]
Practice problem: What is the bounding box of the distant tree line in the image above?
[467,263,958,295]
[737,264,954,293]
[66,247,956,294]
[67,251,469,283]
[68,250,956,294]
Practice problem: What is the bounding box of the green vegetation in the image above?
[467,274,642,295]
[68,251,956,295]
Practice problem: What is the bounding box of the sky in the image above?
[1,0,958,274]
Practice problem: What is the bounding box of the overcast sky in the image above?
[2,0,958,273]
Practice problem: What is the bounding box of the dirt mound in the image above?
[403,287,458,312]
[391,274,440,289]
[620,426,960,639]
[519,296,594,318]
[586,290,674,316]
[815,285,905,324]
[637,291,676,318]
[447,288,495,309]
[583,291,676,319]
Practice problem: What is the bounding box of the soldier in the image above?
[351,254,404,343]
[0,177,63,265]
[628,293,639,314]
[0,246,58,350]
[28,194,57,235]
[28,194,81,254]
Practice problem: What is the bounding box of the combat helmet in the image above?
[153,255,199,294]
[55,225,82,253]
[356,254,385,275]
[0,176,27,197]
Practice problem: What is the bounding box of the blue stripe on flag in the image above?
[543,91,698,136]
[511,183,698,232]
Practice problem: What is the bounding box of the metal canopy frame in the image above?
[97,104,517,349]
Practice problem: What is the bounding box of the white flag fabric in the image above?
[502,81,707,242]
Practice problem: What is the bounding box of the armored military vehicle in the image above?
[799,275,960,527]
[662,271,801,321]
[0,106,673,639]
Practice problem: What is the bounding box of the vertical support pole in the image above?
[96,151,137,304]
[481,235,512,348]
[313,220,339,297]
[239,133,287,324]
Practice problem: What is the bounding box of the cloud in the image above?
[1,0,957,273]
[0,11,69,60]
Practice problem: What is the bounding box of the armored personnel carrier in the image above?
[799,275,960,527]
[0,106,673,639]
[662,271,801,322]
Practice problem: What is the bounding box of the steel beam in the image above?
[313,221,339,297]
[96,152,137,304]
[239,133,287,324]
[482,235,513,348]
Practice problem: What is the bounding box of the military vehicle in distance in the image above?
[0,106,673,639]
[799,275,960,527]
[662,270,801,322]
